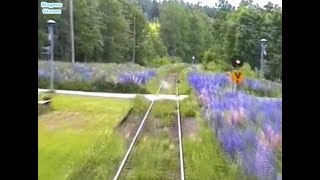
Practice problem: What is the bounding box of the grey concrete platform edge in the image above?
[38,89,189,101]
[38,89,281,101]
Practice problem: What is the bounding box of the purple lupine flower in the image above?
[117,70,156,85]
[188,72,281,179]
[219,127,245,158]
[254,141,277,179]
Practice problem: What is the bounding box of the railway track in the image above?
[113,73,185,180]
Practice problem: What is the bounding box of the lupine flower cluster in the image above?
[188,72,282,179]
[38,61,156,86]
[243,78,282,95]
[117,71,156,85]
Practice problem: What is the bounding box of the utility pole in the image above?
[47,20,56,91]
[260,39,267,79]
[132,16,136,63]
[70,0,75,63]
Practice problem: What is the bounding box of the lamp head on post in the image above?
[260,38,267,48]
[47,20,56,41]
[47,20,56,30]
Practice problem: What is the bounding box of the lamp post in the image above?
[235,59,241,69]
[47,20,56,91]
[234,59,241,91]
[260,38,268,79]
[70,0,75,63]
[192,56,195,65]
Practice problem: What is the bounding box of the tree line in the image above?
[38,0,282,80]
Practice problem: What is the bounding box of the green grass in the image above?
[38,95,132,180]
[145,65,169,94]
[179,93,200,117]
[119,99,179,179]
[150,100,176,127]
[276,150,282,175]
[131,95,150,115]
[178,68,192,95]
[120,133,179,180]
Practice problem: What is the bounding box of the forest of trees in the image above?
[38,0,282,80]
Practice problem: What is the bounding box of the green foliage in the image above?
[180,93,200,117]
[140,22,168,65]
[276,150,282,175]
[38,0,281,80]
[204,61,227,73]
[145,74,164,94]
[239,62,258,78]
[178,69,192,95]
[149,56,172,68]
[131,95,150,114]
[202,50,228,72]
[151,100,175,118]
[166,62,188,73]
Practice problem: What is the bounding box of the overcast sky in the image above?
[175,0,282,8]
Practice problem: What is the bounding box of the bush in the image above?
[202,50,216,65]
[170,56,182,64]
[202,50,227,72]
[204,61,226,73]
[150,57,172,68]
[180,93,200,117]
[239,63,258,79]
[168,63,188,73]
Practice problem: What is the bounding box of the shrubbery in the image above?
[202,50,228,72]
[149,57,172,68]
[239,62,259,79]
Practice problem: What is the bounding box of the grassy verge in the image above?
[38,95,132,180]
